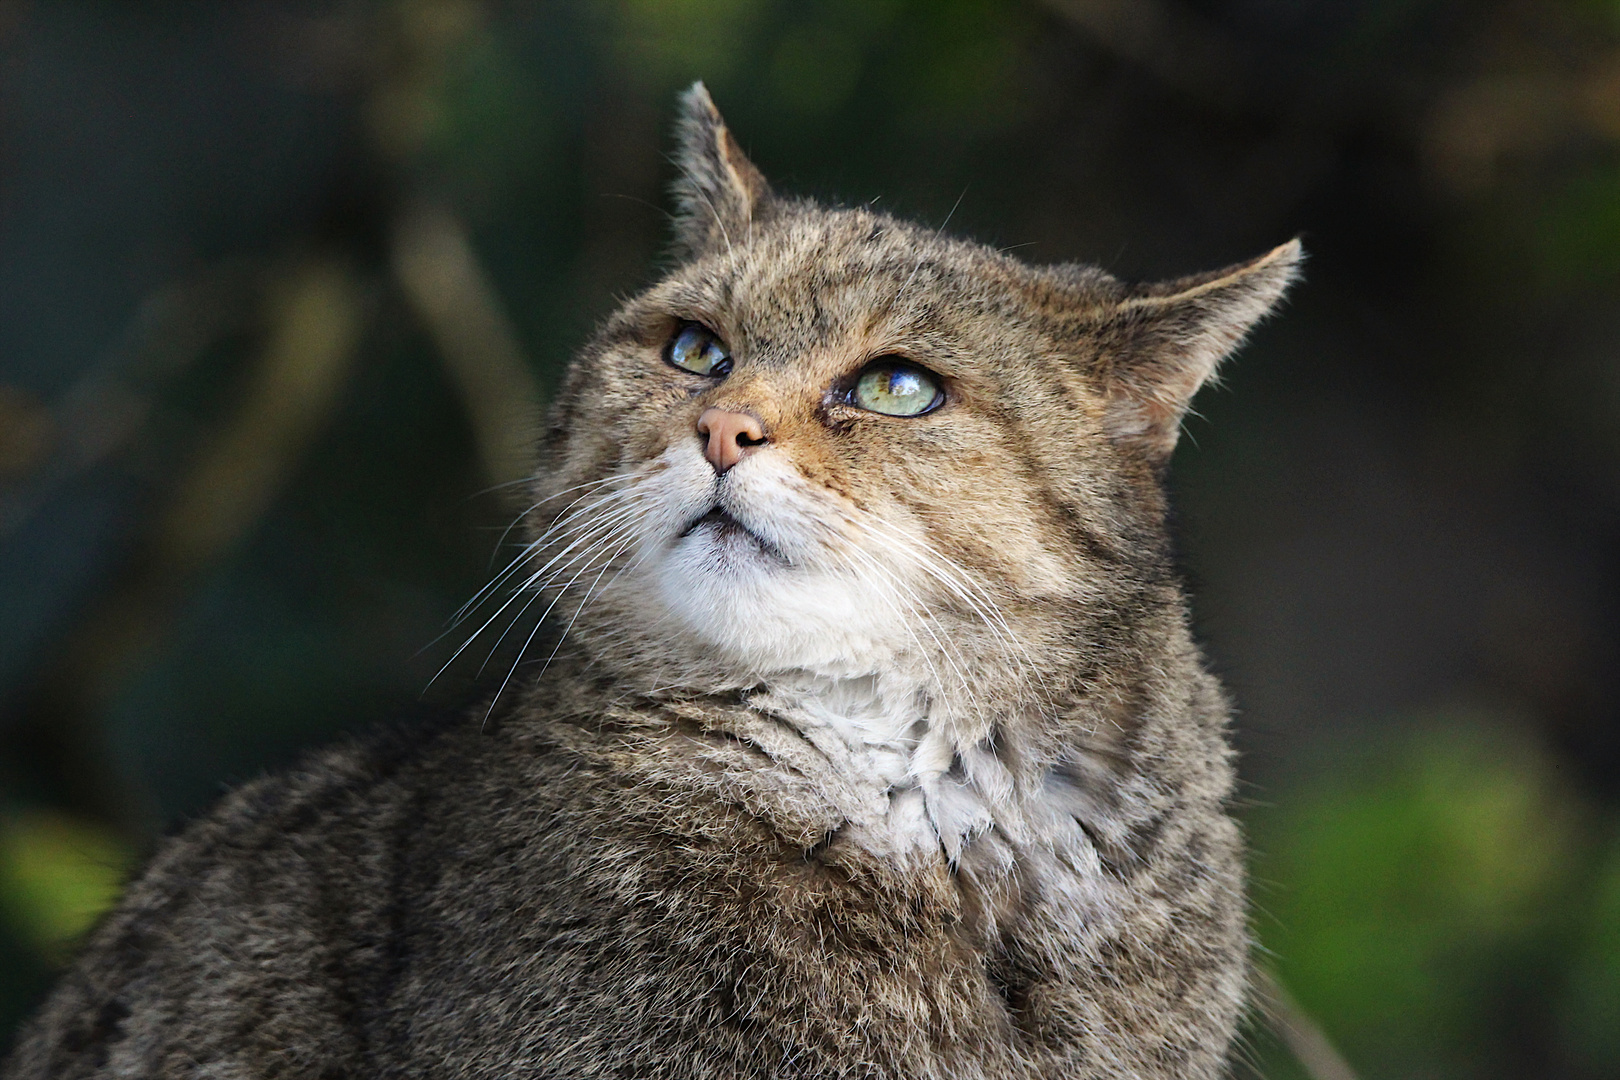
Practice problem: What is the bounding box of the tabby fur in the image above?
[4,84,1301,1079]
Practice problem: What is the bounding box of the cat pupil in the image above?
[668,324,730,376]
[850,361,941,416]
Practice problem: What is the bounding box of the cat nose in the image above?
[696,407,768,473]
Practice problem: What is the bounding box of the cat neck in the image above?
[741,668,1020,866]
[749,670,924,786]
[551,646,1056,871]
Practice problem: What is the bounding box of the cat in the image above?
[4,83,1300,1079]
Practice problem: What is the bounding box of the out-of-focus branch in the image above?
[7,0,537,842]
[96,258,364,704]
[8,259,364,840]
[391,200,541,488]
[0,268,258,539]
[1253,964,1361,1080]
[1423,56,1620,194]
[153,259,363,576]
[358,0,542,493]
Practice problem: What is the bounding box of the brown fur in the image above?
[5,84,1300,1079]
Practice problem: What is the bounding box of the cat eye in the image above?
[665,323,733,377]
[849,359,944,417]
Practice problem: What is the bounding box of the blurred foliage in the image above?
[1251,721,1590,1078]
[1535,164,1620,286]
[1560,830,1620,1072]
[0,811,132,962]
[610,0,769,87]
[4,0,1620,1076]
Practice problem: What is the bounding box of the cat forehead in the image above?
[654,205,1082,342]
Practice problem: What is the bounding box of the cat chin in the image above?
[625,443,918,678]
[649,544,911,677]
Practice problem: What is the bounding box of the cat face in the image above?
[554,212,1091,683]
[522,85,1299,705]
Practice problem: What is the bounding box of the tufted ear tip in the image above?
[1264,236,1306,273]
[675,82,723,149]
[1241,237,1306,305]
[677,80,718,123]
[669,83,773,261]
[1128,237,1304,311]
[1101,239,1305,459]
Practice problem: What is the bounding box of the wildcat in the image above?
[5,84,1300,1079]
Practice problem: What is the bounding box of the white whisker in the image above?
[535,524,646,678]
[425,477,650,692]
[482,510,648,714]
[447,477,643,630]
[835,543,960,693]
[845,507,1050,705]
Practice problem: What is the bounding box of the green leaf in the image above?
[0,810,134,962]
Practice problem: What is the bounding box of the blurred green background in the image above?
[2,1,1619,1075]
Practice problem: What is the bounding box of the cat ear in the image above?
[1099,239,1303,459]
[670,82,774,261]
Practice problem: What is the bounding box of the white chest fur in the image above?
[749,672,1014,865]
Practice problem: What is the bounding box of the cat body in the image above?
[5,85,1300,1079]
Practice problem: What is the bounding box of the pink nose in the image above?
[696,407,768,473]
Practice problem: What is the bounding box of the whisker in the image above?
[452,484,646,627]
[535,525,645,678]
[854,514,1024,649]
[424,489,648,691]
[446,477,644,630]
[489,510,648,700]
[453,498,644,655]
[486,473,640,564]
[846,509,1051,705]
[835,542,960,692]
[480,514,646,702]
[891,186,967,311]
[468,476,537,498]
[485,602,550,725]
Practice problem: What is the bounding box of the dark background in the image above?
[2,1,1618,1076]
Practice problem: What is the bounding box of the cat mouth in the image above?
[678,507,787,563]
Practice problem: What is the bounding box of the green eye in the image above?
[666,323,733,377]
[850,360,944,417]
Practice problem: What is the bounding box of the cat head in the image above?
[524,83,1299,722]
